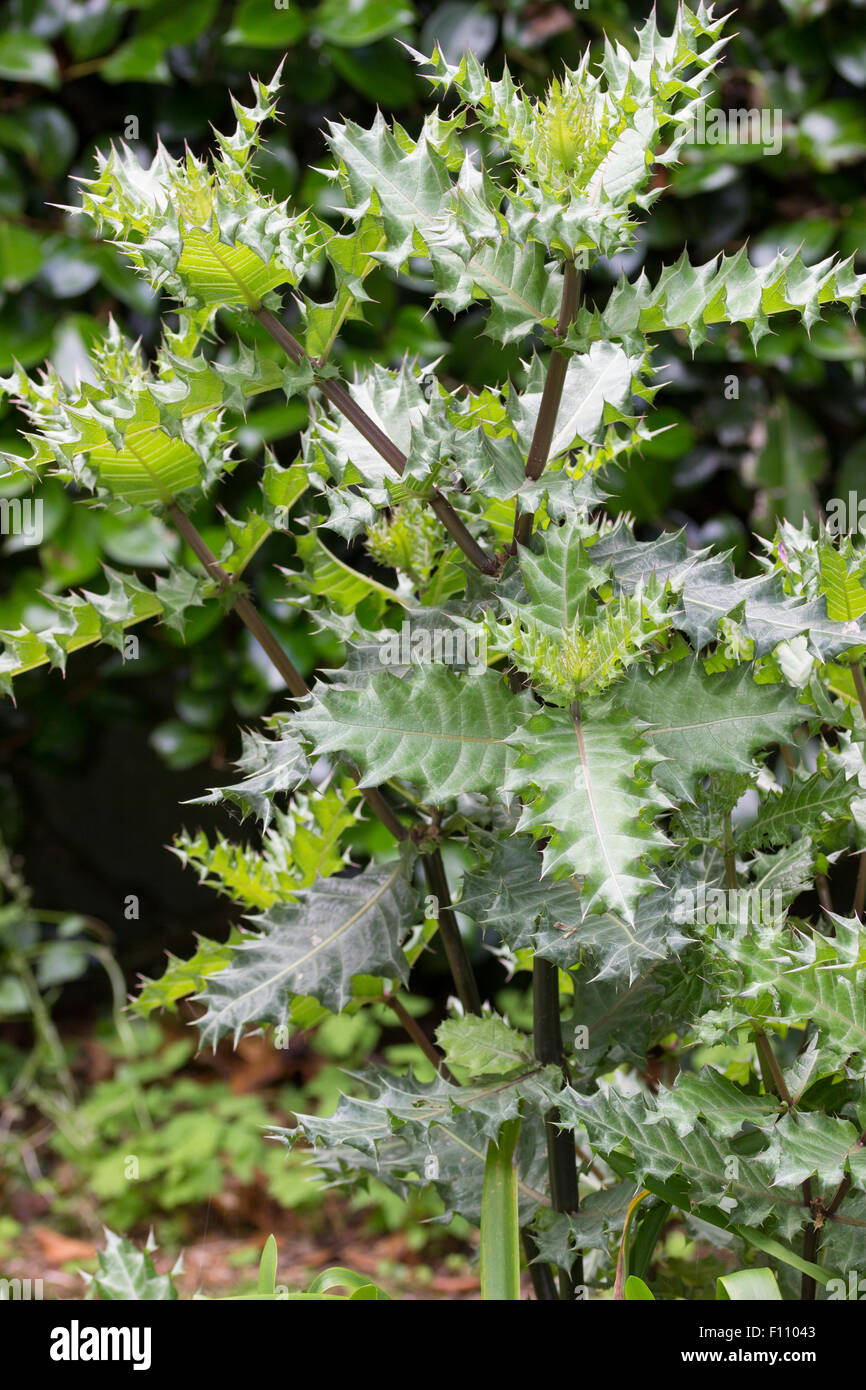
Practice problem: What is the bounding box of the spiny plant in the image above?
[4,3,866,1301]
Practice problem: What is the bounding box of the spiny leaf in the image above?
[626,663,805,799]
[87,1228,177,1300]
[290,531,405,618]
[590,245,866,352]
[563,1085,805,1236]
[294,666,533,802]
[191,726,310,829]
[738,770,858,852]
[509,341,646,459]
[195,858,417,1045]
[326,112,452,271]
[76,68,320,313]
[507,704,670,920]
[436,1015,533,1077]
[173,785,355,911]
[457,836,585,971]
[134,932,241,1017]
[767,1112,866,1191]
[272,1064,552,1221]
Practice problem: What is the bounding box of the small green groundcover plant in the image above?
[4,2,866,1300]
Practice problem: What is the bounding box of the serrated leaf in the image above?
[295,666,532,801]
[738,770,857,852]
[327,112,452,270]
[436,1015,532,1076]
[627,663,805,798]
[767,1112,862,1190]
[507,704,670,920]
[563,1086,804,1233]
[819,545,866,622]
[192,726,310,828]
[196,858,417,1045]
[510,341,644,459]
[89,1229,177,1300]
[594,245,866,351]
[273,1064,551,1221]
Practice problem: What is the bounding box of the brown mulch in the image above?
[4,1221,487,1300]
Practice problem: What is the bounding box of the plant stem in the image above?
[800,1223,818,1302]
[754,1025,818,1299]
[851,661,866,723]
[383,991,455,1082]
[507,258,584,1293]
[521,1229,558,1301]
[723,810,737,892]
[815,872,834,923]
[854,852,866,919]
[514,259,580,549]
[533,956,582,1299]
[168,502,309,699]
[754,1029,791,1107]
[826,1128,866,1220]
[253,307,498,576]
[421,849,481,1015]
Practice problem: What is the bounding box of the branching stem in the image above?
[253,307,498,577]
[514,259,580,549]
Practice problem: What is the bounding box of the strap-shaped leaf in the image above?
[295,666,532,801]
[196,857,417,1046]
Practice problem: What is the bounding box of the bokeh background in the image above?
[1,0,865,1297]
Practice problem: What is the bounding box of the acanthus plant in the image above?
[3,1,866,1302]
